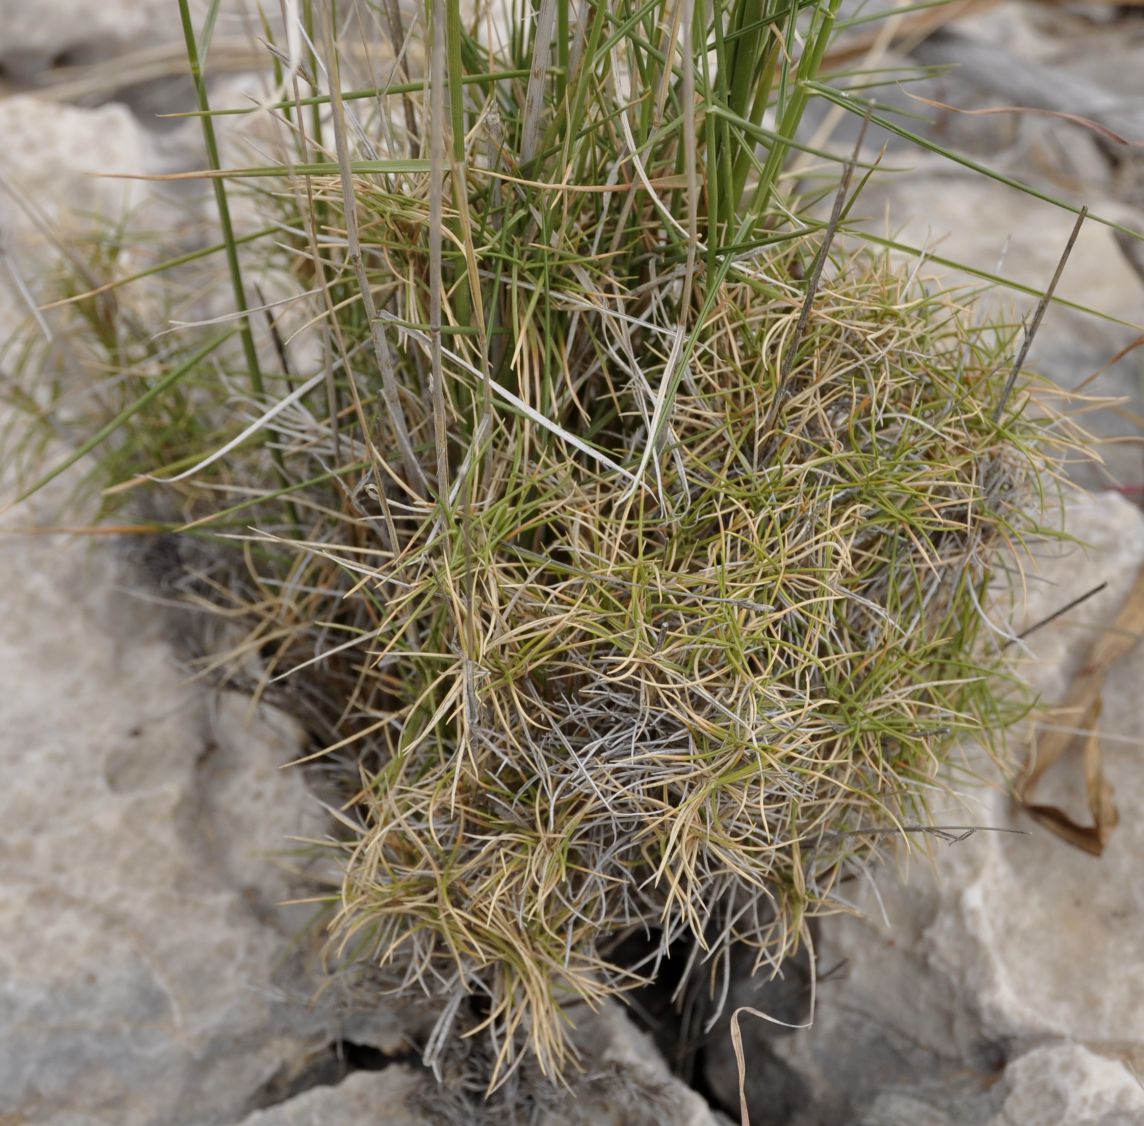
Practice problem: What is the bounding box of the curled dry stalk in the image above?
[2,0,1100,1098]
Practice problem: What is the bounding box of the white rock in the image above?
[0,0,171,77]
[0,83,425,1126]
[0,0,266,83]
[0,96,168,233]
[0,358,399,1124]
[990,1043,1144,1126]
[546,1002,732,1126]
[231,1067,430,1126]
[0,92,317,467]
[855,172,1144,486]
[0,496,345,1123]
[924,494,1144,1048]
[843,1,1144,491]
[861,1043,1144,1126]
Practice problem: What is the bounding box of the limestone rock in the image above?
[0,96,167,230]
[542,1002,732,1126]
[0,501,340,1124]
[231,1067,430,1126]
[0,78,423,1126]
[0,0,263,106]
[991,1043,1144,1126]
[859,1043,1144,1126]
[228,999,734,1126]
[0,91,319,463]
[923,494,1144,1051]
[852,173,1144,490]
[0,0,172,79]
[828,0,1144,492]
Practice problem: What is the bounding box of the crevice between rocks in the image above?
[244,1039,425,1114]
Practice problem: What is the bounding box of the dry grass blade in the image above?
[730,932,816,1126]
[994,206,1088,424]
[1002,581,1108,650]
[763,106,874,444]
[520,0,558,165]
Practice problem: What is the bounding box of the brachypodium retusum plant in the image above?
[4,0,1106,1097]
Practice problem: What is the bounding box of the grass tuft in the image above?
[3,0,1095,1094]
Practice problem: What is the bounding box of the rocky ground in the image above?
[1,2,1142,1124]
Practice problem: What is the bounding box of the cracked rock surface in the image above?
[0,502,338,1123]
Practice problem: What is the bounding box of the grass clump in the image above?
[321,252,1061,1086]
[4,0,1085,1096]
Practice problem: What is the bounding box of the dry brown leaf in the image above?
[1021,689,1102,795]
[1084,714,1120,844]
[1023,712,1118,856]
[1016,562,1144,853]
